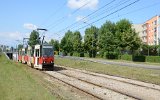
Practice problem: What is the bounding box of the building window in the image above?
[154,27,157,32]
[154,20,157,25]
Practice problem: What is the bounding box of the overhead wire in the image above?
[47,0,91,30]
[76,0,140,31]
[55,0,117,33]
[46,0,160,41]
[40,1,67,27]
[113,1,160,20]
[69,0,132,31]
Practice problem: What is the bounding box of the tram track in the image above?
[44,65,160,100]
[44,71,137,100]
[42,71,104,100]
[60,65,160,91]
[56,71,139,100]
[56,64,160,91]
[42,69,138,99]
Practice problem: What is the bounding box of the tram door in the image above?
[35,48,40,67]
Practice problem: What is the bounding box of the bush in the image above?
[84,53,89,57]
[146,56,160,63]
[80,52,84,57]
[132,55,146,62]
[62,52,67,56]
[104,52,118,59]
[73,52,78,57]
[73,52,84,57]
[0,48,2,56]
[119,54,132,61]
[88,52,92,58]
[69,52,73,56]
[98,50,104,58]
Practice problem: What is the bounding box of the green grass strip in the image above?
[55,57,160,85]
[0,54,56,100]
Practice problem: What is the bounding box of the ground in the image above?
[55,56,160,85]
[0,54,57,100]
[1,53,160,100]
[0,54,98,100]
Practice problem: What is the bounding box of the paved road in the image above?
[59,56,160,70]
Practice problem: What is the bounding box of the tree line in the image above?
[49,19,144,58]
[19,19,159,58]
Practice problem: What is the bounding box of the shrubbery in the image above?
[104,52,118,59]
[73,52,84,57]
[119,54,132,61]
[0,48,2,56]
[146,56,160,63]
[132,55,146,62]
[119,54,160,63]
[71,51,160,63]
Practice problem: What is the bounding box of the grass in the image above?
[0,54,57,100]
[55,56,160,85]
[86,57,160,66]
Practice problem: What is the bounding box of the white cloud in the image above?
[0,32,22,40]
[0,32,23,46]
[67,0,99,10]
[23,23,37,30]
[25,33,30,37]
[76,16,88,22]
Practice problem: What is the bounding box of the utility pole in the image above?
[158,38,160,56]
[148,45,149,56]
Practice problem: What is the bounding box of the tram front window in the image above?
[42,48,53,57]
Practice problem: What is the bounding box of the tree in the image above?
[0,47,2,53]
[18,44,23,50]
[73,31,82,53]
[141,44,158,56]
[49,39,55,47]
[60,37,67,55]
[49,39,60,51]
[60,30,74,55]
[115,19,141,54]
[98,21,117,56]
[54,40,60,51]
[84,26,99,58]
[28,30,40,46]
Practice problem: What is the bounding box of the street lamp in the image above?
[83,21,94,58]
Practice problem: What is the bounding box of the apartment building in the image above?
[132,24,145,43]
[142,15,160,45]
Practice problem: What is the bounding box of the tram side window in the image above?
[36,49,39,57]
[31,49,34,56]
[31,50,33,56]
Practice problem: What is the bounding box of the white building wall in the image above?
[132,24,145,43]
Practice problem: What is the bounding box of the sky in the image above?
[0,0,160,47]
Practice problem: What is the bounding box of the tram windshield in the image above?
[42,46,53,57]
